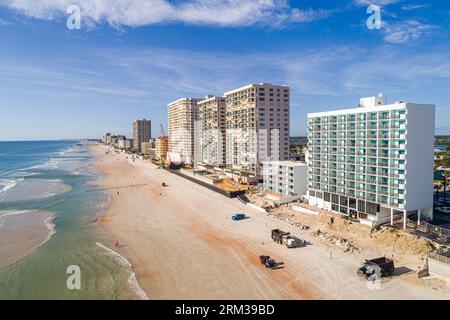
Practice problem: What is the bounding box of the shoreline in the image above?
[91,143,450,300]
[0,210,55,271]
[88,147,149,300]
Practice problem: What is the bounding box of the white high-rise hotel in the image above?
[307,94,435,227]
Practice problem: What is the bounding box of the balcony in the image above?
[392,123,406,130]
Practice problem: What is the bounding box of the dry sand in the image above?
[91,144,450,300]
[0,210,54,270]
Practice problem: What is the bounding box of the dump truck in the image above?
[271,229,298,248]
[357,257,395,280]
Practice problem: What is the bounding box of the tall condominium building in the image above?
[224,83,290,176]
[133,119,152,152]
[103,133,112,145]
[307,94,435,228]
[155,136,169,161]
[103,133,111,144]
[197,96,226,166]
[167,98,199,164]
[110,135,119,146]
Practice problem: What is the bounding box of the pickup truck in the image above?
[357,257,395,280]
[232,213,246,221]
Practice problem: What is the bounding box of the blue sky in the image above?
[0,0,449,140]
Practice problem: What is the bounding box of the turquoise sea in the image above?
[0,141,144,300]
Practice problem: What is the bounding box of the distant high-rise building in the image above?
[133,119,152,152]
[110,135,119,146]
[103,133,112,144]
[167,98,200,164]
[197,96,226,166]
[141,140,156,157]
[117,135,126,149]
[156,136,169,161]
[224,83,290,176]
[307,94,435,228]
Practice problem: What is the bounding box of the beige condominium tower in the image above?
[224,83,290,176]
[133,119,152,152]
[196,96,227,166]
[167,98,200,164]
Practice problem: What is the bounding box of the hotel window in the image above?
[366,202,380,215]
[332,194,339,204]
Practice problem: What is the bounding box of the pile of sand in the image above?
[371,227,435,256]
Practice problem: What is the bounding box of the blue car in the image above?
[232,213,246,221]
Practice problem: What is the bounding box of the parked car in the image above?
[232,213,246,221]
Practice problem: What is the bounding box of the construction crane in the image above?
[160,123,166,137]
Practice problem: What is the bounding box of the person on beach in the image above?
[115,240,120,248]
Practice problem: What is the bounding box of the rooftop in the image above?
[262,161,307,167]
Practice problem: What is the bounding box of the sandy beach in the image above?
[0,211,54,270]
[91,144,450,300]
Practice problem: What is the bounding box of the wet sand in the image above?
[0,211,55,270]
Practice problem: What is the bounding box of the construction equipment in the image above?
[357,257,395,280]
[259,256,271,265]
[265,260,277,269]
[232,213,246,221]
[160,123,166,137]
[271,229,298,248]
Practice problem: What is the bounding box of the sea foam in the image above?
[96,242,149,300]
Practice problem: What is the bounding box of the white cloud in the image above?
[0,0,332,28]
[383,19,436,43]
[353,0,400,7]
[401,4,429,11]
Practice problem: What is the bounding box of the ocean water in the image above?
[0,141,143,300]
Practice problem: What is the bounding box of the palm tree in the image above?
[434,183,440,205]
